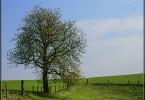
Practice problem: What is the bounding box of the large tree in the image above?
[7,5,86,93]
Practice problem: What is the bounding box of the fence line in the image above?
[1,79,144,97]
[30,85,67,94]
[1,80,68,97]
[86,79,144,86]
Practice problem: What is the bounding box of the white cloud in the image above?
[76,16,143,40]
[77,15,143,77]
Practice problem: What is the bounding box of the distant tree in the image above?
[7,5,86,94]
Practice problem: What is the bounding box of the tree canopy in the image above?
[7,5,86,93]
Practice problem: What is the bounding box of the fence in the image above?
[31,84,68,94]
[1,83,8,97]
[85,79,144,86]
[2,79,143,97]
[1,80,68,97]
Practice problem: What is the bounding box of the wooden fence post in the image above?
[87,79,88,85]
[108,80,109,84]
[128,80,130,85]
[5,83,7,97]
[32,86,34,92]
[21,80,24,96]
[138,81,139,85]
[55,85,56,93]
[59,85,60,92]
[41,86,43,93]
[37,86,39,93]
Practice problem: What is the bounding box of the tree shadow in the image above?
[7,90,61,99]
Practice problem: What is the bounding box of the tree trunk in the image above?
[43,69,49,94]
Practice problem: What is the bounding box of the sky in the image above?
[2,0,143,80]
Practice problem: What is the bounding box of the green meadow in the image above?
[1,80,65,93]
[83,73,144,84]
[1,73,144,100]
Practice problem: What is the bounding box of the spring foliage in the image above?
[7,5,86,93]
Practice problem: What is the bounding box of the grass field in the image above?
[83,73,144,84]
[1,73,144,100]
[1,80,65,94]
[59,85,144,100]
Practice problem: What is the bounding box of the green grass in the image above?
[83,73,144,84]
[1,80,65,92]
[58,85,144,100]
[2,85,144,100]
[1,73,144,100]
[1,80,66,100]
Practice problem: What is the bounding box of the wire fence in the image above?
[1,79,144,97]
[85,78,145,86]
[1,80,68,97]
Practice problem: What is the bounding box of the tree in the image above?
[62,66,82,89]
[7,5,86,94]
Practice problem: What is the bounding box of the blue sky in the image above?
[2,0,143,80]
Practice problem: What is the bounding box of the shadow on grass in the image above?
[7,90,62,100]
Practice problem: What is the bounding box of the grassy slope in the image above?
[62,73,144,100]
[1,73,144,100]
[60,85,143,100]
[1,80,64,93]
[84,73,144,84]
[2,85,144,100]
